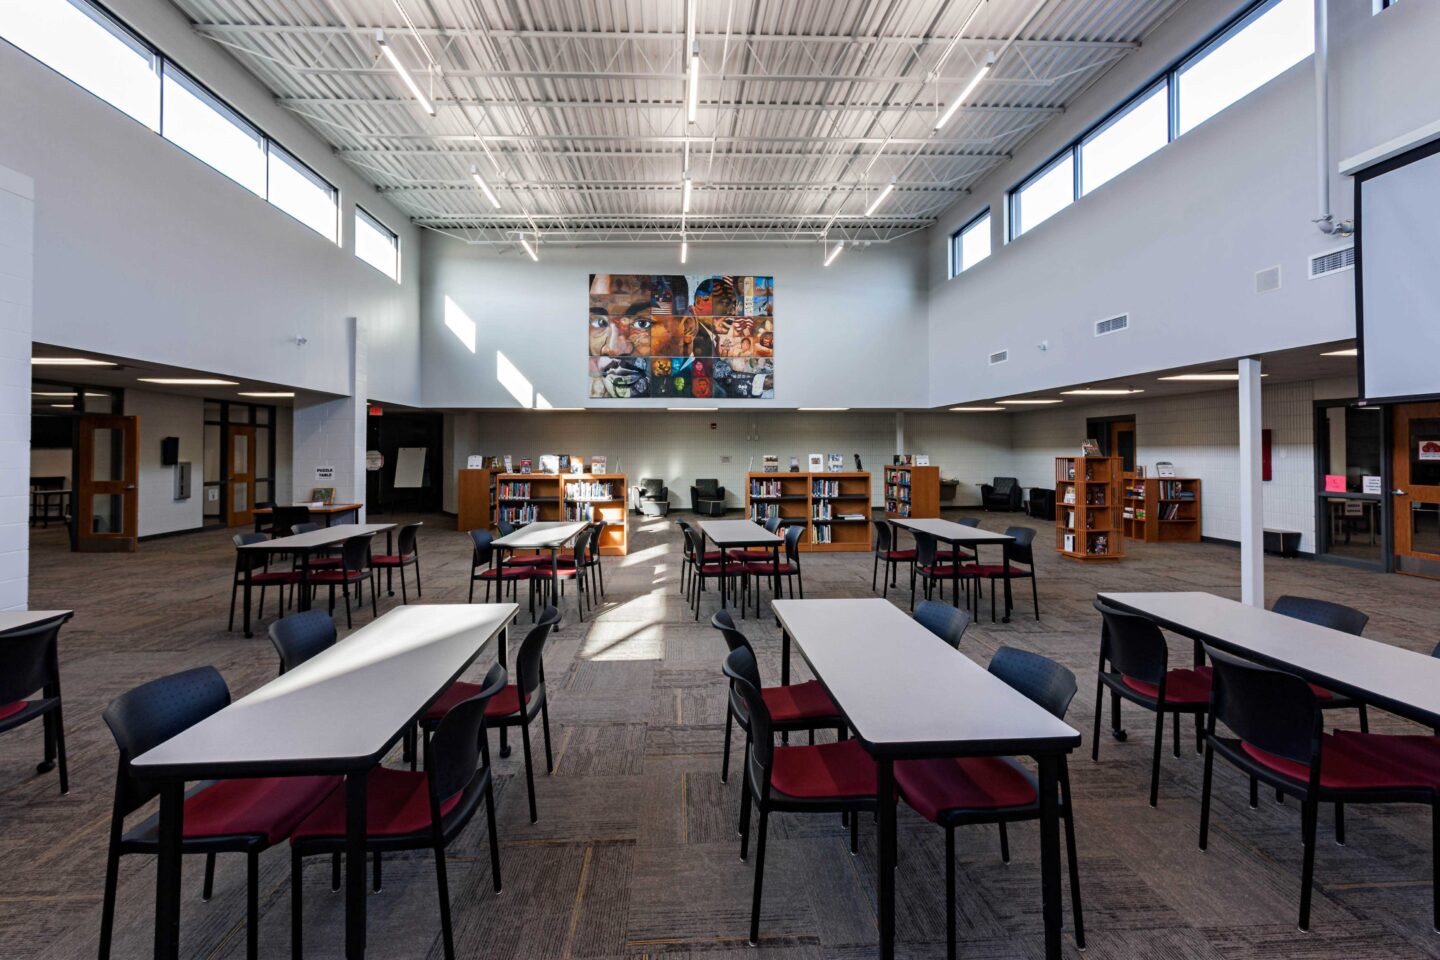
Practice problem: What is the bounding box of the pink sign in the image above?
[1324,475,1347,493]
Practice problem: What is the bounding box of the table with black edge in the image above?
[697,518,784,614]
[235,522,396,638]
[890,518,1016,621]
[491,520,590,626]
[131,603,517,960]
[252,502,364,532]
[1097,591,1440,726]
[773,599,1082,960]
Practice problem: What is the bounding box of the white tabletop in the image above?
[493,521,589,550]
[133,604,517,777]
[1099,591,1440,726]
[0,610,73,635]
[892,518,1014,544]
[774,599,1079,757]
[239,523,395,551]
[701,519,784,547]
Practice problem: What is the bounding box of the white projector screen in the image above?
[1358,142,1440,402]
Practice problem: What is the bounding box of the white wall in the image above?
[124,388,203,536]
[0,1,420,404]
[0,164,33,609]
[28,447,69,480]
[419,233,930,410]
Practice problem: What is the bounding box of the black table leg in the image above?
[718,535,728,610]
[878,758,896,960]
[243,561,255,638]
[781,629,791,687]
[1001,544,1014,623]
[497,620,512,758]
[551,546,562,630]
[154,781,183,960]
[772,545,781,625]
[345,769,368,959]
[1037,752,1063,960]
[299,552,313,613]
[950,539,961,611]
[386,530,395,596]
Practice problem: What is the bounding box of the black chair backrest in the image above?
[958,517,980,528]
[709,609,753,655]
[103,666,230,815]
[498,520,516,538]
[1093,599,1168,685]
[587,521,604,559]
[272,505,310,537]
[992,477,1018,495]
[515,611,559,698]
[722,646,773,772]
[469,529,495,567]
[872,519,893,554]
[1206,645,1319,766]
[676,520,694,558]
[268,611,336,674]
[914,600,969,649]
[292,522,321,535]
[782,523,803,564]
[764,515,781,534]
[428,661,507,802]
[1272,595,1367,636]
[234,532,266,548]
[990,646,1077,720]
[640,478,665,497]
[396,522,421,558]
[684,525,708,564]
[0,620,61,704]
[1004,526,1036,565]
[694,478,721,496]
[569,525,592,564]
[338,534,374,573]
[914,531,938,569]
[233,532,268,573]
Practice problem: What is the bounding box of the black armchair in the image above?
[633,478,671,517]
[980,477,1023,511]
[690,479,726,516]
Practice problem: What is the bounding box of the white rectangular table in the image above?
[773,599,1081,959]
[891,518,1016,620]
[492,521,589,622]
[698,519,784,613]
[1098,591,1440,727]
[133,603,517,960]
[235,523,397,636]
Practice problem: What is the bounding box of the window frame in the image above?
[267,143,340,242]
[949,208,992,278]
[1009,150,1076,240]
[159,60,268,197]
[1077,78,1170,198]
[354,205,401,282]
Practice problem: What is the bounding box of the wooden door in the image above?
[1110,421,1136,473]
[76,415,138,553]
[226,426,257,528]
[1392,402,1440,577]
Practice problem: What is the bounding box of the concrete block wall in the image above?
[0,165,32,609]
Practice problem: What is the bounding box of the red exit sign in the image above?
[368,405,384,416]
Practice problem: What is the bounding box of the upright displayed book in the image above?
[827,453,844,472]
[762,454,780,473]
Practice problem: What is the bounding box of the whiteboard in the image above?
[394,447,428,489]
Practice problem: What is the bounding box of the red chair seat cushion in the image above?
[962,564,1031,578]
[501,555,550,567]
[291,768,461,841]
[728,549,775,562]
[0,701,27,721]
[482,684,531,719]
[533,564,581,578]
[919,564,968,578]
[1242,731,1440,791]
[879,549,916,561]
[478,566,533,581]
[308,569,366,583]
[371,554,416,566]
[302,557,343,568]
[742,562,798,575]
[246,571,300,585]
[895,756,1037,822]
[1308,683,1339,701]
[694,550,725,562]
[1122,666,1212,704]
[770,739,877,800]
[760,681,840,723]
[424,681,531,721]
[695,563,741,576]
[185,776,338,844]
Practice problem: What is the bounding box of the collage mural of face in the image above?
[588,274,774,399]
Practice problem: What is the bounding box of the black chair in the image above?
[725,645,878,946]
[1092,600,1211,807]
[677,519,726,598]
[583,519,607,597]
[0,619,69,793]
[495,520,549,570]
[741,523,804,615]
[685,526,748,620]
[267,610,336,675]
[963,526,1040,622]
[270,504,311,537]
[1198,646,1440,932]
[468,613,559,823]
[535,527,594,621]
[980,477,1023,511]
[727,515,782,564]
[872,520,915,598]
[468,529,537,617]
[230,532,299,631]
[896,647,1085,958]
[371,521,423,602]
[635,477,670,517]
[691,478,727,516]
[1273,595,1370,732]
[914,600,969,648]
[290,665,505,960]
[100,667,336,960]
[306,534,377,628]
[934,516,979,565]
[909,532,975,613]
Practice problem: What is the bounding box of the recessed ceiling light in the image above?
[535,407,584,412]
[31,357,114,366]
[1157,373,1269,382]
[1061,388,1145,396]
[238,391,295,398]
[670,407,718,411]
[1321,348,1357,357]
[798,407,849,411]
[138,378,240,386]
[50,403,74,408]
[998,399,1063,405]
[950,406,1005,412]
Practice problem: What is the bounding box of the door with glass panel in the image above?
[76,415,138,553]
[226,425,256,527]
[1392,402,1440,578]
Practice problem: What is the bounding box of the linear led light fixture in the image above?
[1321,348,1357,357]
[934,52,995,131]
[824,241,844,267]
[519,237,539,262]
[865,181,895,217]
[799,407,849,411]
[51,403,75,409]
[998,398,1062,405]
[376,30,435,116]
[1061,388,1145,396]
[680,238,689,264]
[33,391,105,397]
[950,406,1006,412]
[1157,373,1269,382]
[139,378,240,386]
[239,391,295,398]
[32,357,114,366]
[470,165,501,208]
[535,407,584,412]
[685,0,699,124]
[681,175,693,214]
[670,406,718,411]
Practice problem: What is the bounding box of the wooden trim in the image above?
[745,471,872,553]
[1055,456,1124,562]
[76,414,139,553]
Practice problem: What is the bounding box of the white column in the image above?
[1237,358,1264,607]
[292,317,367,520]
[895,411,905,457]
[0,167,35,610]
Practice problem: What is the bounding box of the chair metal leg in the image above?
[872,554,878,590]
[1149,709,1164,807]
[739,770,753,858]
[292,849,305,960]
[1172,711,1181,758]
[246,850,259,960]
[1091,678,1104,763]
[331,852,341,891]
[521,718,539,823]
[541,701,555,773]
[1031,574,1040,620]
[414,558,422,598]
[202,852,216,901]
[748,809,769,946]
[1249,775,1258,808]
[1299,797,1318,930]
[998,822,1010,863]
[1358,703,1369,733]
[721,708,733,784]
[1199,743,1215,850]
[433,844,456,960]
[398,565,407,604]
[228,579,239,631]
[946,826,956,960]
[485,776,503,892]
[370,574,378,619]
[372,850,381,892]
[52,703,69,794]
[1060,761,1085,950]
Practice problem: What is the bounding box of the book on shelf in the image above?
[808,453,824,472]
[827,453,844,472]
[750,478,783,498]
[518,458,532,474]
[565,502,599,521]
[1088,534,1110,555]
[749,503,780,521]
[565,480,614,501]
[1063,533,1075,552]
[812,525,833,544]
[839,512,867,520]
[1062,488,1076,504]
[762,455,779,473]
[499,481,532,499]
[1081,438,1101,456]
[812,501,833,520]
[590,456,607,474]
[1066,509,1075,529]
[813,479,840,498]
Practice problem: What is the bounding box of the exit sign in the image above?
[368,405,383,416]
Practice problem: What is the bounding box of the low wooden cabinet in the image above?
[746,471,872,552]
[461,471,629,555]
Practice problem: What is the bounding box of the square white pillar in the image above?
[0,167,34,610]
[1237,358,1264,607]
[292,317,367,519]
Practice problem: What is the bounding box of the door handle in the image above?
[1393,489,1407,496]
[123,485,136,491]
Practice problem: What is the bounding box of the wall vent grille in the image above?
[1255,265,1282,294]
[1095,314,1130,337]
[988,350,1009,365]
[1309,246,1356,279]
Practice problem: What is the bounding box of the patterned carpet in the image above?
[5,509,1440,960]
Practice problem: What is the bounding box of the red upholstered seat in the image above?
[728,549,775,562]
[1242,731,1440,791]
[1308,683,1338,701]
[695,550,725,562]
[1122,665,1212,704]
[371,553,416,566]
[304,558,343,569]
[742,561,798,576]
[481,684,531,719]
[502,555,550,567]
[424,681,529,722]
[918,564,967,578]
[308,569,367,583]
[695,563,739,576]
[184,776,338,844]
[770,739,877,799]
[961,564,1030,578]
[477,565,533,581]
[895,756,1037,822]
[759,681,840,723]
[0,701,27,721]
[291,768,461,841]
[880,549,916,561]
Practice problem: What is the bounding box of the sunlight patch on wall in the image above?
[496,350,533,407]
[443,296,476,353]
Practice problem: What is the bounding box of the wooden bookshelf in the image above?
[456,467,499,532]
[883,464,940,519]
[1123,476,1202,543]
[745,471,872,553]
[491,472,629,556]
[1055,456,1124,562]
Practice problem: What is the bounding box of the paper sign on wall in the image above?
[365,451,384,472]
[315,465,335,481]
[1420,441,1440,462]
[1362,475,1382,495]
[1323,474,1347,493]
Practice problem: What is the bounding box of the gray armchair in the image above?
[633,478,671,517]
[690,479,726,516]
[980,477,1023,512]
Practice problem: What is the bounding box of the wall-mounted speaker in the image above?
[161,436,179,466]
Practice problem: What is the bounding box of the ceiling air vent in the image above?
[1255,265,1282,294]
[1308,245,1356,279]
[1095,314,1129,337]
[988,350,1009,366]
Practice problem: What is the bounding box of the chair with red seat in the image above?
[371,521,423,603]
[914,599,970,649]
[1198,646,1440,931]
[909,531,977,612]
[871,519,915,597]
[962,525,1041,622]
[0,618,69,794]
[677,519,726,597]
[728,515,783,564]
[896,646,1085,958]
[468,528,537,616]
[724,645,877,946]
[741,523,804,617]
[1092,599,1211,806]
[229,532,300,632]
[934,516,980,565]
[99,667,337,960]
[496,519,551,571]
[290,665,506,960]
[1273,595,1370,731]
[534,526,594,621]
[710,610,846,786]
[306,533,377,629]
[684,525,749,620]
